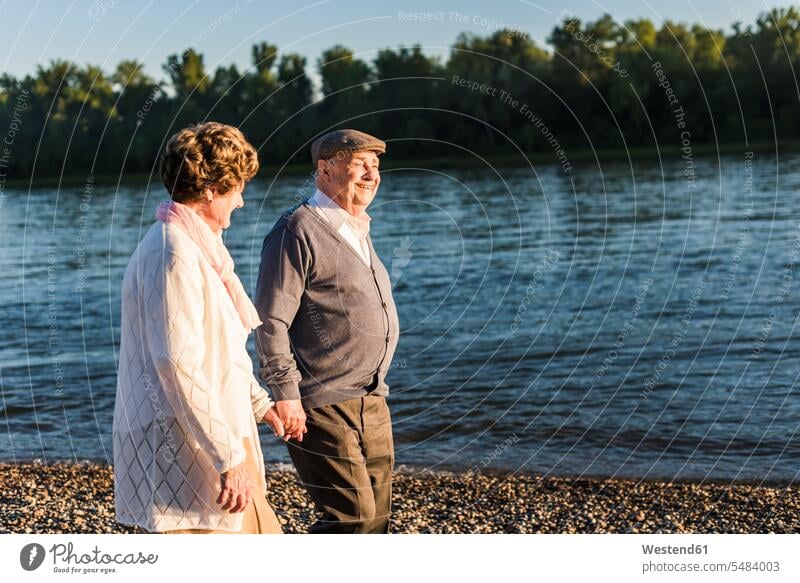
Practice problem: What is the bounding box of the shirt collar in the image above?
[311,189,371,238]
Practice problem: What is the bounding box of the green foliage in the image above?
[1,7,800,181]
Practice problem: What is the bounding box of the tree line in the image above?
[1,6,800,181]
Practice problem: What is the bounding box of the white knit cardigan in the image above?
[113,221,274,532]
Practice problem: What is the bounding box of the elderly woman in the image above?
[113,122,285,534]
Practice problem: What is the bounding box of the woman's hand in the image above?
[263,406,286,439]
[217,461,253,513]
[276,399,308,442]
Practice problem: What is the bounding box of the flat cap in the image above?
[311,129,386,166]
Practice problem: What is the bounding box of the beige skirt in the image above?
[138,437,283,534]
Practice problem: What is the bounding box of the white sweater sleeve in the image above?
[144,252,247,474]
[249,377,274,423]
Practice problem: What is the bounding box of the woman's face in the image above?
[198,181,245,233]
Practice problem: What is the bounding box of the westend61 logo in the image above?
[19,542,158,575]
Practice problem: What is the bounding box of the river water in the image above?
[2,153,800,482]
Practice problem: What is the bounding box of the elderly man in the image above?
[254,129,400,534]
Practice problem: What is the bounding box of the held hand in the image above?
[276,399,308,442]
[263,405,286,439]
[217,461,253,513]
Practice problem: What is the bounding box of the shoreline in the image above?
[10,457,800,488]
[2,461,798,534]
[5,139,795,188]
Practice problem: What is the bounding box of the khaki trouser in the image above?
[138,437,282,534]
[288,394,394,534]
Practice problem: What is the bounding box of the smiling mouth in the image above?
[355,183,374,191]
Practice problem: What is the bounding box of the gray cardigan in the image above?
[254,200,400,410]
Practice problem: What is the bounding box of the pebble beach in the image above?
[2,462,798,534]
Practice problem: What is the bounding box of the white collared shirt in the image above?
[308,189,372,266]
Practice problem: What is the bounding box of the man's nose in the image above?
[364,166,379,181]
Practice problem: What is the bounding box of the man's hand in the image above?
[217,461,253,513]
[276,399,307,442]
[262,406,286,439]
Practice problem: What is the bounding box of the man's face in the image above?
[319,150,381,208]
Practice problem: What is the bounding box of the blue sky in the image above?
[0,0,788,83]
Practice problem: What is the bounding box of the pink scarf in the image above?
[155,201,261,331]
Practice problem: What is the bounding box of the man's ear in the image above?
[316,159,329,176]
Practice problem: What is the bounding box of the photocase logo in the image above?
[390,236,413,288]
[20,543,46,571]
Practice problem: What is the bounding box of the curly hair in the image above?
[159,122,259,203]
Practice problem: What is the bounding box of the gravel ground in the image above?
[2,462,798,533]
